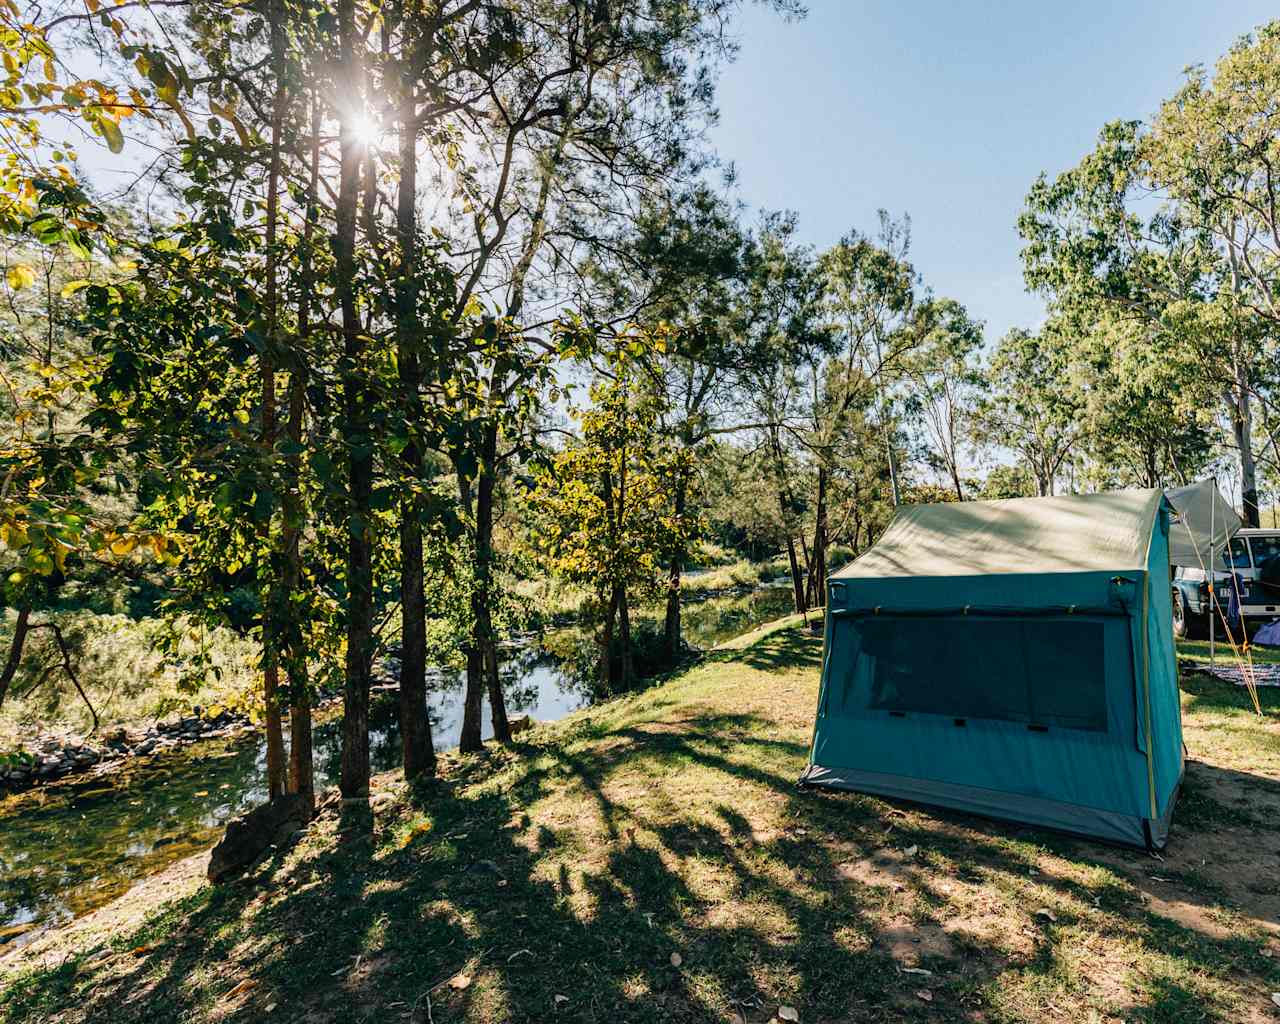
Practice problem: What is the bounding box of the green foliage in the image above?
[526,354,695,607]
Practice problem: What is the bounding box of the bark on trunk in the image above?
[1233,366,1260,527]
[473,425,510,744]
[395,36,436,780]
[284,89,321,814]
[600,587,618,691]
[260,0,288,800]
[770,431,807,614]
[618,587,634,691]
[336,0,372,798]
[661,471,687,664]
[459,647,484,751]
[809,466,828,608]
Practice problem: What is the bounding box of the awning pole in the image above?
[1209,495,1217,665]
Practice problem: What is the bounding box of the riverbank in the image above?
[4,618,1279,1022]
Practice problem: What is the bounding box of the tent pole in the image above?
[1209,495,1216,665]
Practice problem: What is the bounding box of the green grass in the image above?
[1176,637,1280,664]
[3,618,1279,1023]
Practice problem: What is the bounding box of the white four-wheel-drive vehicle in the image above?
[1171,528,1280,639]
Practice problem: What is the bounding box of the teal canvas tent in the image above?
[799,488,1184,849]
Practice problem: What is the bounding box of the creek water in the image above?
[0,585,797,948]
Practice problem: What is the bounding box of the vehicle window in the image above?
[1249,535,1280,568]
[1219,537,1252,569]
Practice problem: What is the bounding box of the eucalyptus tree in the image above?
[818,213,919,511]
[900,298,985,500]
[526,347,693,691]
[580,184,759,662]
[1019,22,1280,526]
[975,326,1084,497]
[738,212,830,612]
[398,0,803,749]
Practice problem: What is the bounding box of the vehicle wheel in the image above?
[1173,591,1207,640]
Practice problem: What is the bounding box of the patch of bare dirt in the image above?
[835,848,914,890]
[878,919,955,966]
[1143,893,1235,940]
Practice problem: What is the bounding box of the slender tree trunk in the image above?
[1232,365,1260,527]
[460,646,484,750]
[809,466,829,608]
[0,605,31,707]
[661,468,688,664]
[475,424,510,744]
[336,0,372,798]
[259,0,288,800]
[483,631,508,742]
[455,471,484,754]
[769,430,806,614]
[394,27,436,780]
[284,89,321,812]
[600,587,618,691]
[618,588,634,690]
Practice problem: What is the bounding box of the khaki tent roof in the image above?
[831,488,1165,580]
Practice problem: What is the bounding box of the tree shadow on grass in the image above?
[5,631,1280,1022]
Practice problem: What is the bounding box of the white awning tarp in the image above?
[1163,480,1241,568]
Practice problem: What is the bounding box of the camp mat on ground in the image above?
[1186,660,1280,686]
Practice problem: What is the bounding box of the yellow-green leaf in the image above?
[100,116,124,154]
[60,279,89,298]
[6,264,35,290]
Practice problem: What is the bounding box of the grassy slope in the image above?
[3,620,1280,1023]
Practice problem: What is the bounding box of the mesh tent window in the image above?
[830,615,1109,733]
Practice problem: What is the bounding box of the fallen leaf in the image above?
[265,1003,277,1014]
[225,979,257,1001]
[554,994,569,1006]
[670,952,683,968]
[777,1006,800,1022]
[131,945,151,957]
[194,790,208,797]
[449,973,472,991]
[901,967,932,976]
[915,989,933,1002]
[903,845,918,857]
[1036,908,1058,923]
[1272,993,1280,1008]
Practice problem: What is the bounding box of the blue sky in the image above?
[710,1,1278,343]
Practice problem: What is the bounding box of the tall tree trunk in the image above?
[474,424,510,744]
[456,471,484,754]
[259,0,288,800]
[336,0,372,798]
[661,469,686,665]
[459,646,484,750]
[1232,368,1260,527]
[809,466,829,608]
[600,587,618,691]
[0,605,31,707]
[769,430,806,614]
[395,28,436,781]
[285,89,321,812]
[618,587,634,690]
